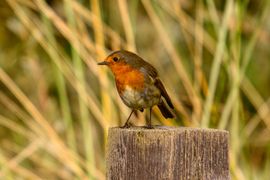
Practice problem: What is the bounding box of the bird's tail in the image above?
[157,100,174,119]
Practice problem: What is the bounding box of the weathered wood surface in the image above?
[106,126,229,180]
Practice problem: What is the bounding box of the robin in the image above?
[98,50,174,128]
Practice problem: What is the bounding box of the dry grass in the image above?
[0,0,270,179]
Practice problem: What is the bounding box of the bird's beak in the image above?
[97,61,109,65]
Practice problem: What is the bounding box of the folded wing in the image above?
[154,78,174,109]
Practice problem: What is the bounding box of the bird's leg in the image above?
[146,107,153,129]
[121,110,135,128]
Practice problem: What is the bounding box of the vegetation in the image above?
[0,0,270,179]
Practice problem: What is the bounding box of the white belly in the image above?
[120,85,161,109]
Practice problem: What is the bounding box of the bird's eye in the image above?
[113,57,119,62]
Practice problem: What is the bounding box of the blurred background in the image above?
[0,0,270,179]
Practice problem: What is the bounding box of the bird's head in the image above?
[98,50,139,74]
[98,50,131,66]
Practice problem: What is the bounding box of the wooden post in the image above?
[106,126,229,180]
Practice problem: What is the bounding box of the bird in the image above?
[98,50,174,128]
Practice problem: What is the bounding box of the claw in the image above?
[121,122,131,128]
[145,125,154,129]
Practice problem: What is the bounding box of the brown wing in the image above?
[135,60,173,109]
[118,50,173,108]
[155,78,174,109]
[121,50,158,78]
[127,52,173,108]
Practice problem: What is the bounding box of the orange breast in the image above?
[111,63,145,93]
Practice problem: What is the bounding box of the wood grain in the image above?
[106,126,229,180]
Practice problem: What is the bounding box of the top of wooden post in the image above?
[107,126,230,180]
[109,126,229,133]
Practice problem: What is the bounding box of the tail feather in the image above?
[155,79,174,109]
[157,101,174,119]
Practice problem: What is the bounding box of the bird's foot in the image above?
[121,123,131,128]
[145,124,154,129]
